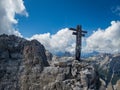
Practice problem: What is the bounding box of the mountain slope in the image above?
[86,53,120,87]
[0,34,49,90]
[0,34,110,90]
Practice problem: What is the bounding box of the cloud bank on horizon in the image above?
[0,0,28,37]
[30,21,120,54]
[29,28,76,54]
[85,21,120,53]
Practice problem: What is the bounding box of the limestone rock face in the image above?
[23,40,49,67]
[106,82,114,90]
[0,34,49,90]
[45,50,53,65]
[40,58,101,90]
[115,80,120,90]
[86,53,120,88]
[20,40,49,90]
[0,34,105,90]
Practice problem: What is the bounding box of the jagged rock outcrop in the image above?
[40,57,101,90]
[86,53,120,89]
[115,79,120,90]
[0,34,49,90]
[0,34,107,90]
[20,40,49,90]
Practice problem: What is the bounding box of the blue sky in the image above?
[17,0,120,37]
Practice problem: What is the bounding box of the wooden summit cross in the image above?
[69,25,87,61]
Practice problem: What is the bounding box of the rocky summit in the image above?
[0,34,117,90]
[0,34,49,90]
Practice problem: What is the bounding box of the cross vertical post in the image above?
[69,25,87,61]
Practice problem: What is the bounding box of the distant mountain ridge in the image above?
[86,53,120,86]
[55,51,99,58]
[81,51,100,58]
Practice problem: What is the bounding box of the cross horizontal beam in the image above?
[69,28,76,31]
[73,32,77,35]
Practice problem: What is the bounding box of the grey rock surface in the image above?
[40,58,101,90]
[0,34,49,90]
[86,53,120,89]
[115,79,120,90]
[0,34,110,90]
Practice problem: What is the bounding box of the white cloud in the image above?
[112,6,120,16]
[29,28,76,54]
[0,0,28,37]
[29,33,51,49]
[85,21,120,53]
[29,21,120,54]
